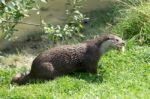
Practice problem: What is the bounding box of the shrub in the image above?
[42,0,87,43]
[0,0,39,40]
[0,0,87,43]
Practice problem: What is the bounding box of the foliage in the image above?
[0,0,40,40]
[43,24,84,43]
[0,0,87,42]
[42,0,87,43]
[112,2,150,45]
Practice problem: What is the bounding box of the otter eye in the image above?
[116,39,119,42]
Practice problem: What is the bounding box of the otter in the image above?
[11,34,125,85]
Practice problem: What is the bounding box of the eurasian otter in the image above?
[11,34,125,85]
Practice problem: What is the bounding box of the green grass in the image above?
[0,46,150,99]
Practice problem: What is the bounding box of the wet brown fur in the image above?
[11,34,124,85]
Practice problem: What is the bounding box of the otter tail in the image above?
[11,73,32,85]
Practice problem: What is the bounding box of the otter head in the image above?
[99,34,125,54]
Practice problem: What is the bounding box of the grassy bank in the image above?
[0,46,150,98]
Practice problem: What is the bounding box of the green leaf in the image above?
[0,0,6,5]
[40,0,47,3]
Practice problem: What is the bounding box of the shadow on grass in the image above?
[10,71,104,86]
[69,65,104,83]
[8,64,105,86]
[69,72,103,83]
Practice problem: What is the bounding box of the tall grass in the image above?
[112,1,150,45]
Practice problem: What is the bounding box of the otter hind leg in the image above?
[36,62,57,80]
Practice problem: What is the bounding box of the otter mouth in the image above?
[115,40,125,52]
[116,45,125,52]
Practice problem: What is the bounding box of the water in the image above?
[0,0,113,50]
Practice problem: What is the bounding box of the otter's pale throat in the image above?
[99,40,114,55]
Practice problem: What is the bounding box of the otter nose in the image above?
[121,41,125,46]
